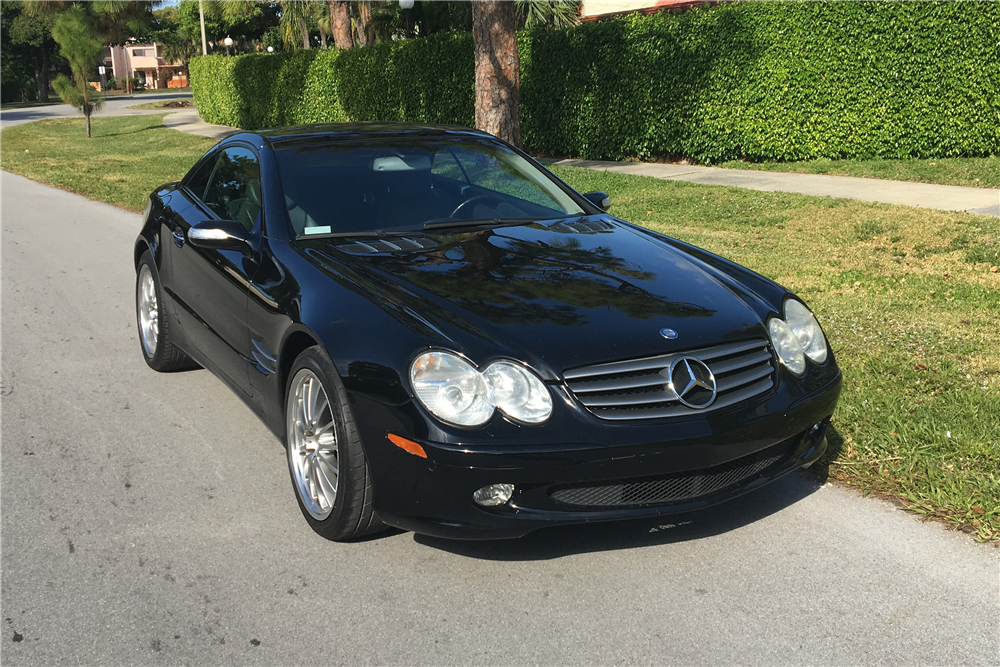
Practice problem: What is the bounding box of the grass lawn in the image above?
[3,115,998,541]
[0,114,216,211]
[125,100,196,111]
[717,156,1000,190]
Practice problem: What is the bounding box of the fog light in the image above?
[473,483,514,507]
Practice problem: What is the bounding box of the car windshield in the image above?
[274,136,587,236]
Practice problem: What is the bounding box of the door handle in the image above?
[172,230,186,247]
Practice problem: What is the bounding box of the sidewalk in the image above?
[162,108,237,139]
[157,110,1000,217]
[546,158,1000,217]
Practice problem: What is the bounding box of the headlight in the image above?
[768,317,806,375]
[482,361,553,424]
[410,352,493,426]
[784,299,828,363]
[410,352,553,427]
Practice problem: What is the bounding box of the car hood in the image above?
[304,217,768,377]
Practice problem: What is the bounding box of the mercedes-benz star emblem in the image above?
[664,356,717,409]
[660,328,678,340]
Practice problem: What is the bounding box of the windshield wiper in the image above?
[297,228,404,239]
[423,218,535,231]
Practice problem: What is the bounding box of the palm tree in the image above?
[327,1,353,49]
[278,0,325,50]
[90,0,155,43]
[50,6,105,138]
[315,3,331,48]
[161,37,198,82]
[23,1,155,42]
[516,0,580,30]
[354,1,374,48]
[472,0,521,148]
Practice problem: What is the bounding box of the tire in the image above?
[135,251,197,372]
[284,346,384,541]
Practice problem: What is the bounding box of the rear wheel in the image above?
[136,251,197,372]
[285,347,384,540]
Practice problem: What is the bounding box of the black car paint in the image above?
[135,123,842,539]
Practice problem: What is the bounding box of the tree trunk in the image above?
[319,25,328,48]
[35,47,50,103]
[301,20,310,49]
[472,0,521,148]
[328,1,353,50]
[34,59,46,103]
[356,1,374,47]
[83,83,91,138]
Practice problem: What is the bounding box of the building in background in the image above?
[581,0,723,21]
[102,43,187,90]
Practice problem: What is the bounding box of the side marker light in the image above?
[387,433,428,459]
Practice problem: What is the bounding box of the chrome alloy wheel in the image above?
[287,369,339,520]
[137,264,159,356]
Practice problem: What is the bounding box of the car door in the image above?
[168,145,263,396]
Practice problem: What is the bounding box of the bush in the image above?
[191,30,473,130]
[191,1,1000,162]
[522,1,1000,162]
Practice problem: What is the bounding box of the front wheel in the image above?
[285,347,384,541]
[135,251,197,372]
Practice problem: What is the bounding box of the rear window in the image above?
[274,136,585,236]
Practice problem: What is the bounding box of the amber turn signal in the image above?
[387,433,427,459]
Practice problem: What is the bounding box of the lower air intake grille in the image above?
[564,339,775,420]
[550,438,794,508]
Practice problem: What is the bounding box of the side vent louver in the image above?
[548,219,615,234]
[337,236,437,255]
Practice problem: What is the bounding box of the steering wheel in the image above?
[449,194,505,220]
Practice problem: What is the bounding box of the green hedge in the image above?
[192,1,1000,162]
[522,1,1000,161]
[191,30,473,130]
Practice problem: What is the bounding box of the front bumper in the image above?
[363,372,842,540]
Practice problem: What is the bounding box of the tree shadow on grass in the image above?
[2,109,68,123]
[97,124,164,138]
[415,468,827,561]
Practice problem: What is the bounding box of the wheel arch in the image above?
[134,240,150,269]
[278,329,322,401]
[134,234,160,271]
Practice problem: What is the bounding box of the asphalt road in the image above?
[0,92,193,129]
[1,171,997,665]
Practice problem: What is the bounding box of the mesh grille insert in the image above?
[550,438,795,508]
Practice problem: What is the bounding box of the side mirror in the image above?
[187,220,252,255]
[583,191,611,211]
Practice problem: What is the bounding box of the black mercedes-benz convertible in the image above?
[134,123,842,540]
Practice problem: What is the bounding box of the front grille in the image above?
[550,438,794,508]
[564,339,774,420]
